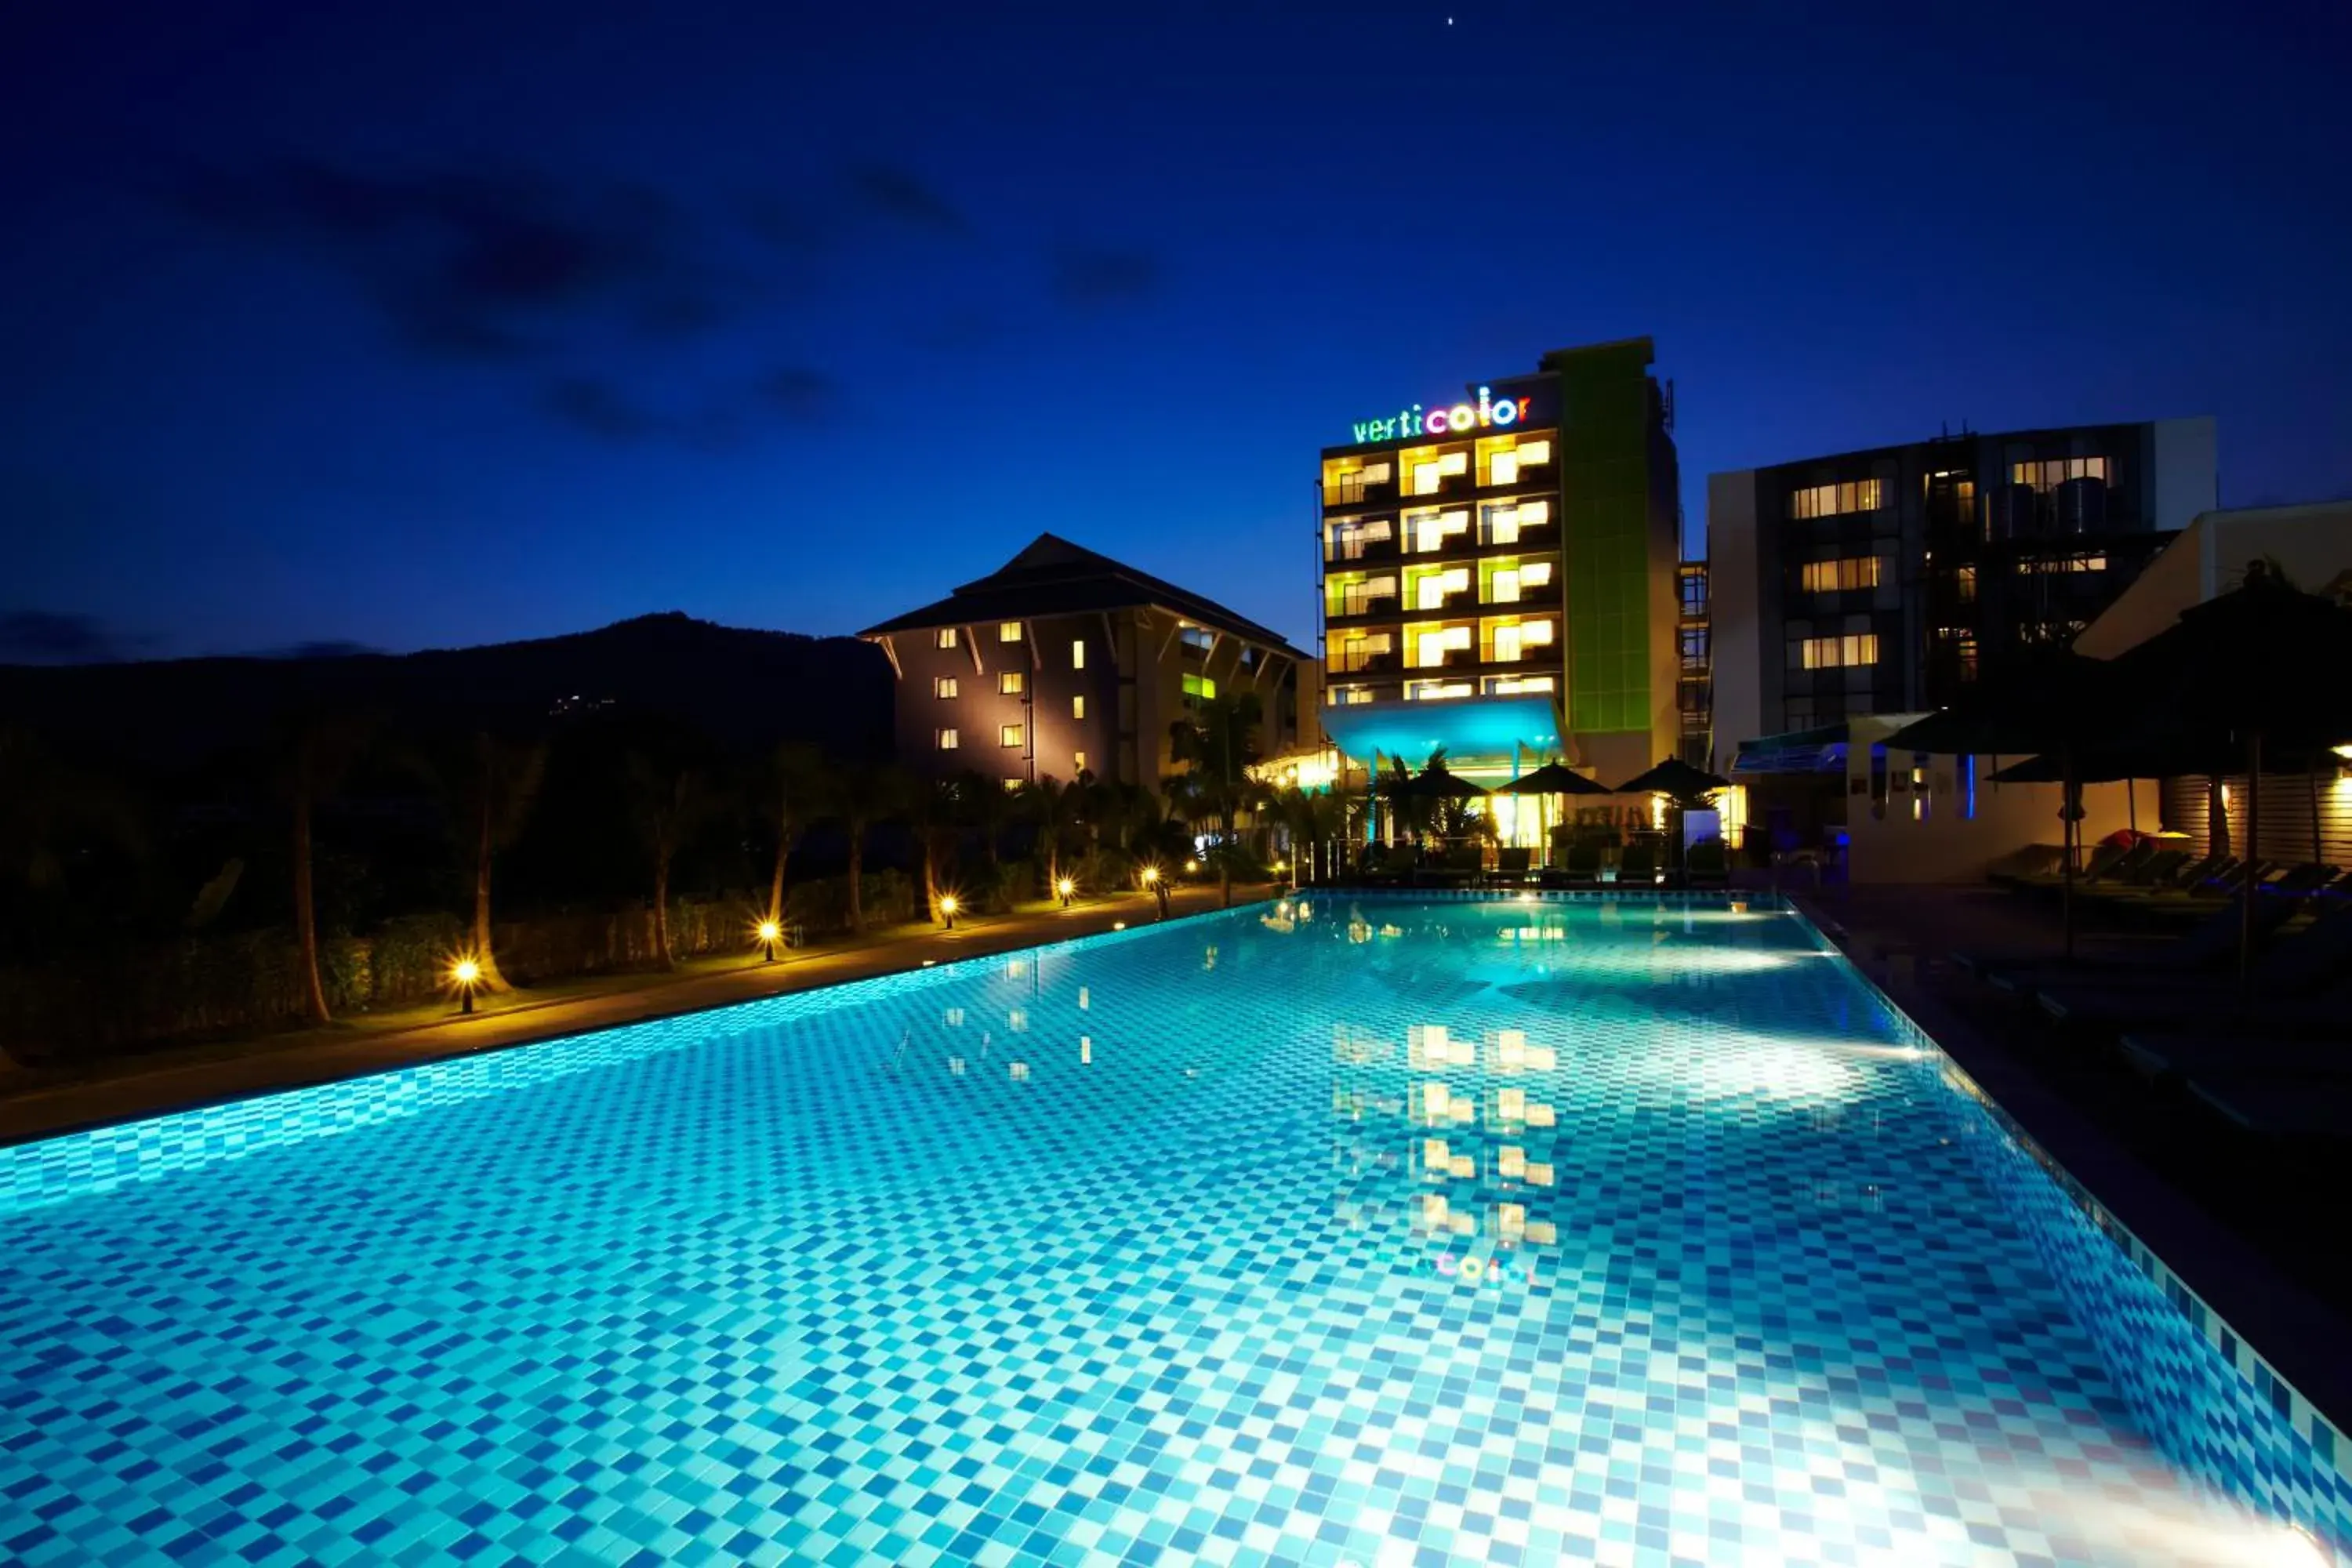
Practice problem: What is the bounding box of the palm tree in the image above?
[911,773,966,922]
[833,762,911,931]
[624,750,704,971]
[1269,786,1346,886]
[274,708,375,1025]
[456,730,546,993]
[762,742,826,931]
[1168,690,1266,907]
[1018,773,1089,891]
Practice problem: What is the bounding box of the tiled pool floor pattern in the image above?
[0,900,2321,1566]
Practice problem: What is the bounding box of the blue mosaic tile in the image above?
[1,895,2344,1566]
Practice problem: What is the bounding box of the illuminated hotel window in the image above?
[1483,674,1555,695]
[999,621,1022,643]
[2012,456,2110,489]
[1486,558,1553,604]
[936,627,959,649]
[2014,554,2109,574]
[1073,751,1087,773]
[1179,625,1214,653]
[1328,684,1375,705]
[1327,460,1393,503]
[1795,633,1879,669]
[1788,480,1882,520]
[1406,679,1475,701]
[937,728,959,750]
[1955,565,1977,603]
[1403,507,1470,554]
[1488,619,1554,662]
[1181,673,1218,700]
[1480,498,1548,546]
[1938,627,1979,682]
[1070,637,1086,669]
[1072,694,1085,719]
[1412,625,1473,667]
[1410,450,1469,495]
[999,724,1024,747]
[1800,556,1881,593]
[998,671,1025,696]
[1486,437,1552,485]
[1335,631,1394,672]
[1003,777,1022,793]
[1328,572,1399,616]
[1328,517,1394,561]
[1410,565,1471,611]
[934,676,959,699]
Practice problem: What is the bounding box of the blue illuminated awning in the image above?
[1318,695,1562,768]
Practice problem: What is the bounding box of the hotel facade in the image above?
[1315,339,1683,808]
[861,534,1310,789]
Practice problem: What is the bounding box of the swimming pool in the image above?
[2,895,2343,1566]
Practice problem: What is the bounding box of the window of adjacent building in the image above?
[998,621,1022,643]
[1483,674,1555,695]
[1679,568,1708,616]
[2011,456,2110,489]
[1954,565,1977,604]
[1679,626,1708,668]
[1328,517,1394,561]
[937,728,959,750]
[1800,556,1881,593]
[1073,751,1087,773]
[1070,637,1086,669]
[1072,695,1086,720]
[1181,673,1218,700]
[1405,679,1475,701]
[1410,449,1469,495]
[1414,625,1474,667]
[999,671,1025,695]
[2013,554,2109,574]
[934,676,959,699]
[1788,479,1883,520]
[999,723,1024,747]
[1938,626,1979,683]
[1003,777,1022,793]
[1179,625,1214,653]
[1403,507,1470,554]
[1795,633,1879,669]
[936,627,959,649]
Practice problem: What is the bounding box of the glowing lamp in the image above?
[1185,858,1200,873]
[757,920,782,963]
[939,893,959,929]
[450,956,482,1014]
[1056,876,1074,908]
[1141,866,1159,885]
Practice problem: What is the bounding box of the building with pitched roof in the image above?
[860,534,1312,786]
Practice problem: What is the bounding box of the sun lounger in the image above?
[2033,906,2352,1025]
[1956,892,2299,989]
[2116,1033,2352,1080]
[2186,1076,2352,1138]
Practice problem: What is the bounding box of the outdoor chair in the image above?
[1686,838,1730,886]
[1955,889,2304,987]
[1494,847,1532,882]
[1564,841,1602,884]
[1618,842,1657,883]
[2031,898,2352,1026]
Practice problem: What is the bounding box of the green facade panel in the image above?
[1555,342,1661,738]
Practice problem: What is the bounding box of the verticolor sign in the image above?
[1351,385,1528,445]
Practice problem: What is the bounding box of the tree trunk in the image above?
[2208,775,2230,858]
[473,777,508,992]
[652,842,674,970]
[923,837,942,924]
[292,750,332,1025]
[847,821,866,929]
[768,801,790,928]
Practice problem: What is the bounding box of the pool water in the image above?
[2,897,2341,1566]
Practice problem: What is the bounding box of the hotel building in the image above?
[1316,339,1683,802]
[861,534,1310,788]
[1708,418,2218,759]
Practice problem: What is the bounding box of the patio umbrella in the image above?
[1610,757,1732,800]
[2104,572,2352,978]
[1394,764,1488,800]
[1494,761,1610,869]
[1492,761,1612,797]
[1883,649,2135,959]
[1611,758,1733,883]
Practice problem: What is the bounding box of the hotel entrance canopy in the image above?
[1317,695,1561,771]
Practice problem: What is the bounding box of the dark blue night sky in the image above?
[5,0,2348,662]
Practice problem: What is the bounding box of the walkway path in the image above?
[0,885,1264,1149]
